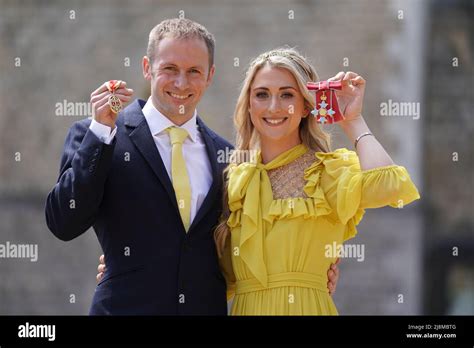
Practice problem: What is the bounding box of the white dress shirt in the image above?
[89,97,213,225]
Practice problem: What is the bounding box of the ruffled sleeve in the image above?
[309,148,421,241]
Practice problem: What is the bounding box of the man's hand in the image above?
[96,254,106,283]
[327,258,341,296]
[91,81,134,128]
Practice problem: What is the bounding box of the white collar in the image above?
[142,96,198,143]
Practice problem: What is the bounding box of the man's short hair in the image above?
[147,18,215,68]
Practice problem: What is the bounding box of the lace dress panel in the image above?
[266,150,316,200]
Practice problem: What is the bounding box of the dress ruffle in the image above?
[226,144,308,288]
[226,145,421,288]
[264,161,333,222]
[311,148,420,240]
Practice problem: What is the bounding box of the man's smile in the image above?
[166,91,193,100]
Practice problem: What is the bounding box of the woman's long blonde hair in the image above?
[214,47,332,257]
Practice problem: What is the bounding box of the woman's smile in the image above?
[262,117,289,126]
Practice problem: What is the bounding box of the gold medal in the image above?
[107,80,123,114]
[108,94,122,114]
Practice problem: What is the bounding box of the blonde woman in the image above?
[214,48,420,315]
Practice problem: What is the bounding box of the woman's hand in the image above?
[96,254,106,283]
[327,72,394,170]
[327,71,366,122]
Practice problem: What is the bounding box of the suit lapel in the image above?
[124,100,179,212]
[124,102,222,232]
[189,116,221,231]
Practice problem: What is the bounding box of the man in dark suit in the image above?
[46,18,339,315]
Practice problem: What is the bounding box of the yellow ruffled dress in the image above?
[221,144,420,315]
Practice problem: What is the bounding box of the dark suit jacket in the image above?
[45,99,234,315]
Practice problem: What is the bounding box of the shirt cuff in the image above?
[89,119,117,145]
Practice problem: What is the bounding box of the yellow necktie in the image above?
[167,127,191,232]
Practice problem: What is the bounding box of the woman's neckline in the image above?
[258,143,309,169]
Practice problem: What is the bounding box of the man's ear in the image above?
[142,56,152,81]
[206,64,216,87]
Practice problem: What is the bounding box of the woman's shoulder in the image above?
[314,147,358,162]
[304,147,360,179]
